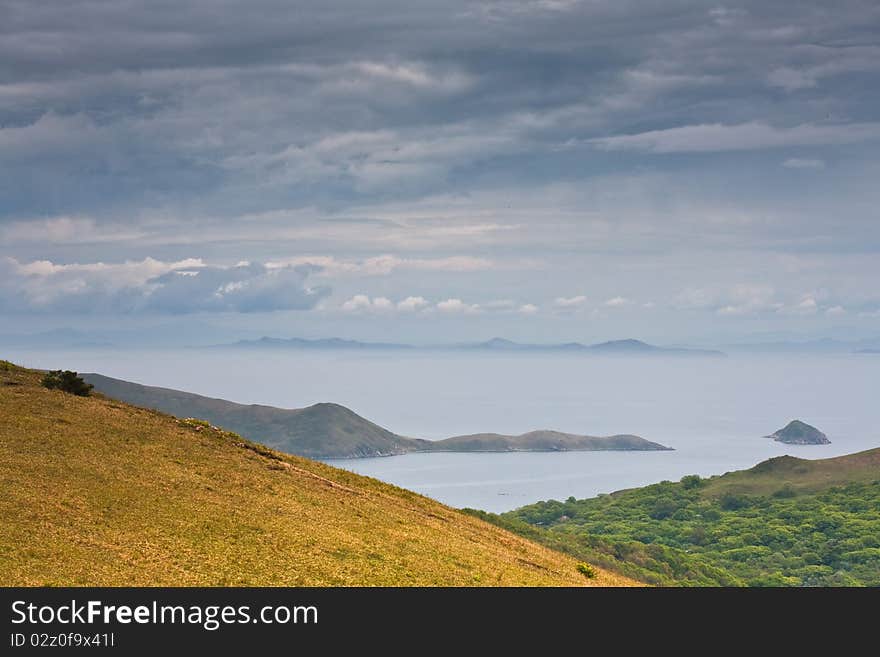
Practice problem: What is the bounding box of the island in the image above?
[765,420,830,445]
[83,373,672,458]
[427,430,671,453]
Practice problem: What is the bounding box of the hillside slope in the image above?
[83,373,427,458]
[0,361,634,586]
[701,448,880,497]
[495,448,880,586]
[83,373,669,458]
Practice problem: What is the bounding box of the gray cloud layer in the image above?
[1,1,879,336]
[3,0,879,219]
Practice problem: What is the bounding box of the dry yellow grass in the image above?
[0,362,637,586]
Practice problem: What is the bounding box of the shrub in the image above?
[41,370,93,397]
[576,562,597,579]
[719,492,751,511]
[680,474,703,490]
[773,485,797,499]
[649,498,678,520]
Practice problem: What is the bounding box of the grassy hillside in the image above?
[490,448,880,586]
[701,450,880,497]
[83,373,669,458]
[0,361,634,586]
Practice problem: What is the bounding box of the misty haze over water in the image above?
[7,348,878,512]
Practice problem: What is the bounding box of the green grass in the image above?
[0,361,635,586]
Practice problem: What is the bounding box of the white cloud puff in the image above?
[554,295,587,308]
[397,296,429,312]
[436,298,481,314]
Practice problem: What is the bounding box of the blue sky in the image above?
[2,0,879,344]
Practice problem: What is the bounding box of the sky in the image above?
[1,0,879,345]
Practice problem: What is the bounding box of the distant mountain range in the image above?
[6,328,880,354]
[83,373,672,458]
[217,336,725,356]
[221,336,412,350]
[465,337,724,356]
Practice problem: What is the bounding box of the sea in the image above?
[6,348,879,512]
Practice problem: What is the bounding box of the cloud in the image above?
[0,257,327,314]
[786,296,819,316]
[340,294,421,313]
[1,216,146,244]
[604,296,631,307]
[485,299,516,310]
[338,294,540,316]
[678,285,852,318]
[554,295,587,308]
[767,67,818,91]
[348,61,474,93]
[436,298,481,314]
[591,122,880,153]
[716,285,782,316]
[713,286,839,317]
[341,294,380,312]
[1,1,879,338]
[0,0,877,227]
[783,158,825,169]
[397,296,429,312]
[268,254,496,276]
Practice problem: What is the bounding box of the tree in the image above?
[649,498,678,520]
[41,370,93,396]
[680,474,703,490]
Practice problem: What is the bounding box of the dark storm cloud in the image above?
[2,0,879,220]
[2,1,879,329]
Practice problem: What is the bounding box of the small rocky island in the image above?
[766,420,830,445]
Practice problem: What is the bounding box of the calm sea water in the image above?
[6,348,879,512]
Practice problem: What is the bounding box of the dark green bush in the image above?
[41,370,93,396]
[680,474,703,490]
[719,492,751,511]
[649,498,678,520]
